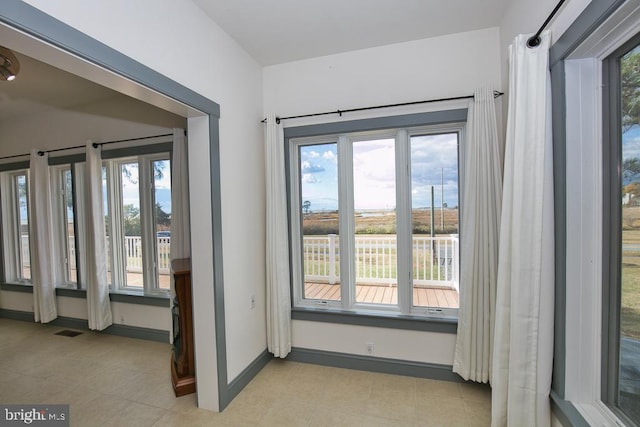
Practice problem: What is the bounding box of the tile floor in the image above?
[0,318,491,426]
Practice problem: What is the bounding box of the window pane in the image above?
[300,143,340,302]
[353,139,397,305]
[153,159,171,290]
[619,46,640,424]
[122,162,143,288]
[410,133,459,309]
[63,169,77,283]
[16,175,30,281]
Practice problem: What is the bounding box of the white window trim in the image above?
[104,153,170,295]
[563,1,640,424]
[289,122,464,318]
[49,165,75,287]
[0,170,30,284]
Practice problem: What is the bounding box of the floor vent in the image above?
[54,330,83,337]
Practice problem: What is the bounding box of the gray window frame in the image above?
[285,109,466,333]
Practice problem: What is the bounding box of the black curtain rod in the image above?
[261,90,503,124]
[0,133,173,160]
[527,0,567,48]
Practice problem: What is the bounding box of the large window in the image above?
[289,118,463,317]
[51,165,78,286]
[604,37,640,426]
[0,170,31,283]
[103,154,171,293]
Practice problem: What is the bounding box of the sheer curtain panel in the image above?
[265,113,292,358]
[491,32,555,427]
[170,128,190,261]
[85,142,113,331]
[453,86,502,383]
[28,150,57,323]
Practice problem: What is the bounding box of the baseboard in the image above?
[287,347,464,383]
[0,308,169,343]
[550,390,590,427]
[221,349,273,410]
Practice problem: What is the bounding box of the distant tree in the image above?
[622,50,640,133]
[123,204,141,236]
[624,158,640,183]
[155,202,171,227]
[302,200,311,214]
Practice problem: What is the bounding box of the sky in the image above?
[299,133,459,212]
[103,160,172,214]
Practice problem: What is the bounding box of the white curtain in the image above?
[85,142,113,331]
[491,32,555,427]
[170,128,191,261]
[265,113,292,358]
[169,128,190,344]
[29,150,57,323]
[453,86,502,383]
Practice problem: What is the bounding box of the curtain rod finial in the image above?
[92,142,99,148]
[37,150,44,156]
[276,117,281,124]
[527,36,541,48]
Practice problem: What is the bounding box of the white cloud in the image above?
[305,150,320,158]
[302,173,318,183]
[322,150,336,161]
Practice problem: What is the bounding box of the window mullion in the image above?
[108,162,126,288]
[395,129,412,314]
[338,135,355,309]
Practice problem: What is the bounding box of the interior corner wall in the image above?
[19,0,266,407]
[498,0,592,125]
[262,27,502,366]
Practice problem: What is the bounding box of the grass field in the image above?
[622,226,640,339]
[302,208,459,235]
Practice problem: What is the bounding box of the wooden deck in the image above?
[304,282,459,308]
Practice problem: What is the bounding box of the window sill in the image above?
[0,283,170,307]
[0,282,33,293]
[291,306,457,333]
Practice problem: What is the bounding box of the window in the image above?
[604,36,640,426]
[289,116,463,317]
[103,153,171,293]
[51,165,78,286]
[0,169,31,283]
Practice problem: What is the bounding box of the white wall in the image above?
[263,27,502,366]
[264,27,503,120]
[0,97,184,155]
[0,292,170,331]
[10,0,266,411]
[498,0,592,124]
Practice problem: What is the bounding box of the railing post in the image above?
[328,234,337,285]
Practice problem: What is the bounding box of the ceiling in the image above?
[0,50,119,122]
[193,0,511,65]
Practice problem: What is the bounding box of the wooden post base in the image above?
[171,354,196,397]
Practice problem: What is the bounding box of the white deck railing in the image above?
[21,235,172,275]
[303,234,459,290]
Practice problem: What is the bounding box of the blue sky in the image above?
[623,125,640,185]
[299,133,459,212]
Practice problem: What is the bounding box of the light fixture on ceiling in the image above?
[0,46,20,82]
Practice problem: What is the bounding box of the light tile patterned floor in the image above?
[0,318,491,426]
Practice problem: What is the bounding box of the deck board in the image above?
[305,282,458,308]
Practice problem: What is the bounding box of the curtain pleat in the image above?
[170,128,191,261]
[265,113,292,358]
[85,142,113,331]
[29,150,58,323]
[491,32,555,427]
[453,86,502,383]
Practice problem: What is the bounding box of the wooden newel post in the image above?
[170,258,196,396]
